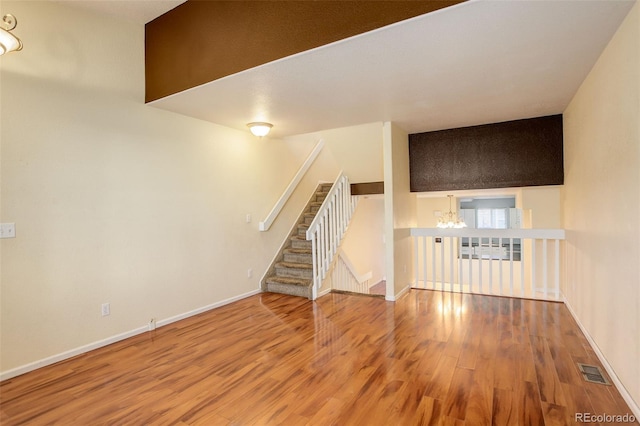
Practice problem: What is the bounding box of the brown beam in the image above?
[145,0,465,102]
[351,181,384,195]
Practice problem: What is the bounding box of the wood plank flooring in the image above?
[1,290,637,425]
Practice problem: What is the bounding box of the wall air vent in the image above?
[577,363,610,385]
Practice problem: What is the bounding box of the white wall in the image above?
[284,122,384,183]
[0,1,338,376]
[383,122,416,300]
[521,186,561,229]
[563,1,639,411]
[339,196,385,286]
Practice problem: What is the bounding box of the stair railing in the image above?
[410,228,565,301]
[306,172,357,300]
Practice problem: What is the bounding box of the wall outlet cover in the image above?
[0,223,16,239]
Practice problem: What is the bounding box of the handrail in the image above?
[410,228,565,240]
[259,139,325,231]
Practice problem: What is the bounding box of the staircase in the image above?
[263,183,332,299]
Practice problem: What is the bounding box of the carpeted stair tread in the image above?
[266,276,311,287]
[284,248,312,254]
[276,261,313,269]
[290,235,310,242]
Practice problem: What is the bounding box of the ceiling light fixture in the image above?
[247,122,273,137]
[0,14,22,56]
[437,195,467,229]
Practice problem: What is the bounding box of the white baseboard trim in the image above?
[156,289,261,328]
[563,295,640,419]
[386,283,410,302]
[0,326,147,382]
[0,289,261,382]
[317,287,332,298]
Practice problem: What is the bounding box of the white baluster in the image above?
[543,238,548,299]
[532,239,537,298]
[479,237,484,295]
[311,233,318,290]
[422,236,427,289]
[489,237,493,295]
[440,236,445,291]
[520,241,525,298]
[499,237,503,296]
[458,237,463,293]
[554,239,560,300]
[509,238,514,296]
[413,237,420,288]
[449,237,454,292]
[431,236,436,290]
[469,237,473,293]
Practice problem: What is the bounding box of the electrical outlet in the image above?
[101,303,110,317]
[247,268,253,278]
[148,318,156,331]
[0,223,16,239]
[245,214,251,223]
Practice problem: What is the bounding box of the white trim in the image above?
[0,326,146,382]
[410,227,565,240]
[386,284,411,301]
[563,295,640,420]
[259,139,325,231]
[317,287,332,298]
[0,289,261,382]
[155,289,261,328]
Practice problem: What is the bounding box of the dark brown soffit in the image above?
[145,0,466,102]
[351,182,384,196]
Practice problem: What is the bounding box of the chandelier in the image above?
[0,14,22,56]
[437,195,467,229]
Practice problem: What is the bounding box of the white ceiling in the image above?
[69,0,636,138]
[52,0,186,25]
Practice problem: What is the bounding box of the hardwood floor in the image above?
[1,290,637,425]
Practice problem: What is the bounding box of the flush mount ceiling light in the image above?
[0,14,22,56]
[247,122,273,137]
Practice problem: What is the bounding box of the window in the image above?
[477,208,508,229]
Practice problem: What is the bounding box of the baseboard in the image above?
[156,289,261,328]
[317,287,332,298]
[0,326,148,382]
[0,289,261,382]
[562,295,640,419]
[386,283,410,302]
